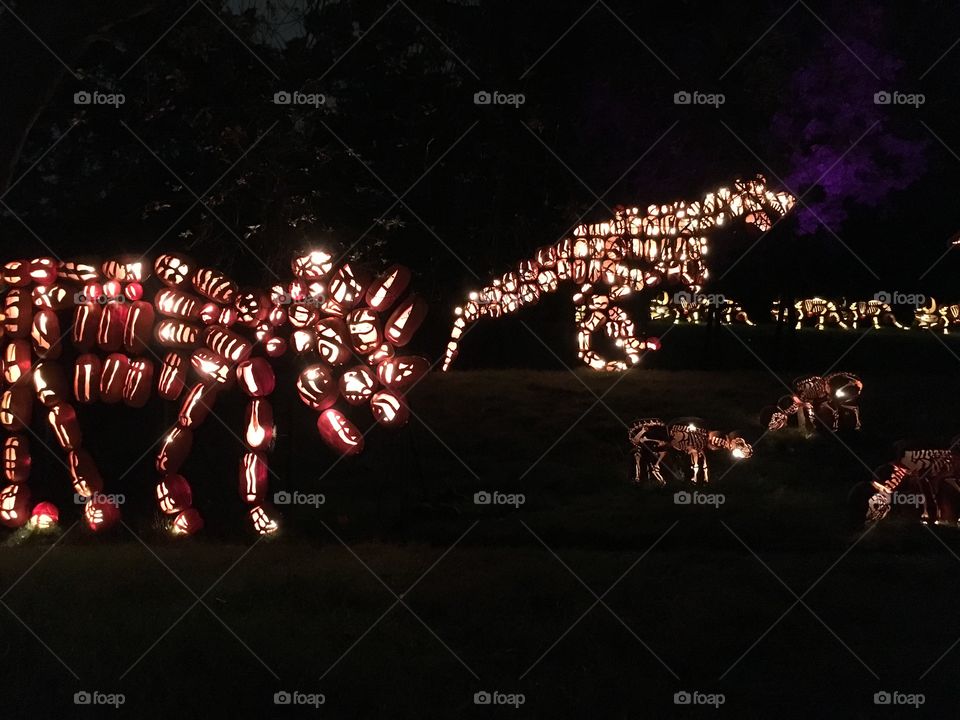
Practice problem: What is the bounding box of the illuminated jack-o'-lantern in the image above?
[102,257,147,283]
[265,337,287,358]
[29,502,58,530]
[156,288,202,320]
[123,301,155,354]
[190,348,232,385]
[291,329,316,354]
[28,257,57,285]
[69,449,103,497]
[84,497,120,532]
[367,341,395,364]
[171,508,204,535]
[57,260,99,283]
[97,301,127,351]
[384,295,427,347]
[205,326,252,363]
[123,359,154,408]
[317,408,364,456]
[73,354,102,403]
[100,353,130,403]
[377,356,429,394]
[4,289,32,338]
[3,436,31,483]
[339,366,377,405]
[1,386,33,431]
[234,290,270,326]
[244,399,275,451]
[365,264,411,312]
[72,302,100,350]
[178,382,218,428]
[288,303,320,329]
[237,358,276,397]
[124,282,144,302]
[249,504,280,535]
[2,260,31,287]
[292,249,334,279]
[154,253,193,288]
[157,426,193,474]
[48,403,82,450]
[370,390,409,428]
[158,352,187,401]
[199,302,220,326]
[315,319,350,365]
[219,304,239,327]
[156,319,200,348]
[4,338,32,384]
[33,283,73,311]
[297,365,338,410]
[346,308,381,355]
[0,483,30,527]
[155,474,192,515]
[193,267,237,304]
[34,362,69,407]
[324,264,367,315]
[31,308,62,358]
[239,451,269,504]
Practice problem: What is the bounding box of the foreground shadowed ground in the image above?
[3,327,960,717]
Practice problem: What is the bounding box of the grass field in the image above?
[3,326,960,717]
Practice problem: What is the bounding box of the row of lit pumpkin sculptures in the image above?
[0,251,429,536]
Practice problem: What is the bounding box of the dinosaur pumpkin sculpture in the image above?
[0,251,428,536]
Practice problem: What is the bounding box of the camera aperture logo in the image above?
[273,90,326,108]
[74,691,125,708]
[274,491,326,508]
[673,90,725,108]
[873,690,924,708]
[474,690,525,709]
[873,90,924,108]
[473,90,525,108]
[674,690,725,708]
[74,90,125,108]
[274,690,326,708]
[674,490,725,508]
[474,490,525,509]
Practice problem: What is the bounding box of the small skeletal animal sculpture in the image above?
[765,372,863,433]
[651,292,754,326]
[770,298,847,330]
[914,298,960,333]
[628,418,752,485]
[845,300,905,330]
[865,444,960,525]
